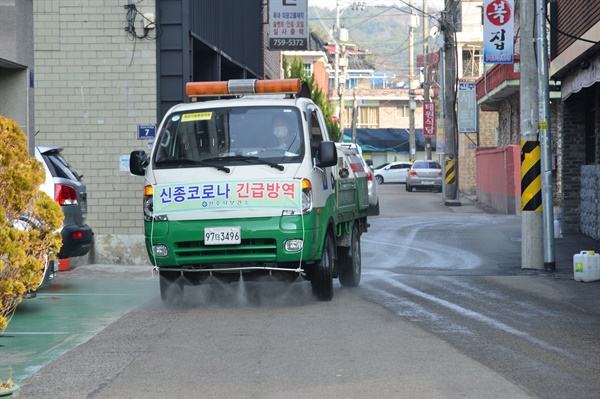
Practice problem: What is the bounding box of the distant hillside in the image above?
[308,5,441,82]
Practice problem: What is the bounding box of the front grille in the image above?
[174,238,277,259]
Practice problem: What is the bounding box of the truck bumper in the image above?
[144,213,325,269]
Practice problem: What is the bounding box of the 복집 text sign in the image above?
[268,0,308,50]
[153,180,302,215]
[483,0,514,64]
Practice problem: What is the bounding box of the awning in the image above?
[343,128,436,153]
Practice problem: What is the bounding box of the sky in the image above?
[308,0,444,11]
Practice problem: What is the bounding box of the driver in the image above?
[272,114,298,152]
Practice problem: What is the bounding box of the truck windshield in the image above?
[153,106,304,168]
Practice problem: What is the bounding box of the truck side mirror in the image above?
[316,141,337,168]
[130,150,148,176]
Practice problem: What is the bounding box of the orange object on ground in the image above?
[58,258,71,271]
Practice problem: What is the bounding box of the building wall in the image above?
[458,110,498,195]
[312,60,329,96]
[560,88,588,234]
[560,84,600,236]
[476,145,520,214]
[379,103,423,129]
[555,1,600,56]
[0,0,35,149]
[33,0,158,264]
[262,2,281,80]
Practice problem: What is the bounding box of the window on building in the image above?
[304,63,313,78]
[396,105,409,118]
[358,107,379,128]
[339,106,379,129]
[463,48,482,78]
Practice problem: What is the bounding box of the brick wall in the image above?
[563,85,600,237]
[33,0,158,264]
[561,91,587,234]
[458,109,498,195]
[312,61,329,96]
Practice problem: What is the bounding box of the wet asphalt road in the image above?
[5,183,600,398]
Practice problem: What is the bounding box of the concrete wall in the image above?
[476,145,520,214]
[33,0,157,265]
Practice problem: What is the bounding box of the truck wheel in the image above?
[369,200,380,216]
[311,232,334,301]
[338,223,361,287]
[159,270,184,305]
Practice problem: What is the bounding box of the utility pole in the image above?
[408,0,416,161]
[352,87,358,143]
[334,0,341,140]
[423,0,431,160]
[536,0,555,271]
[520,0,544,269]
[334,1,340,95]
[442,0,459,205]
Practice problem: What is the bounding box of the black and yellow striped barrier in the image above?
[445,157,456,185]
[521,140,542,211]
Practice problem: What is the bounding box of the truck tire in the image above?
[338,223,361,287]
[311,232,334,301]
[159,270,184,305]
[369,200,380,216]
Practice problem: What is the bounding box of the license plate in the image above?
[204,226,241,245]
[420,181,434,185]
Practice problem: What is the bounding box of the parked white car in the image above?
[374,161,413,184]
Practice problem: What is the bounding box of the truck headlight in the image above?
[143,195,154,221]
[285,239,303,252]
[152,244,169,257]
[143,195,168,221]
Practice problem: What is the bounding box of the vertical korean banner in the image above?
[457,81,478,133]
[483,0,514,64]
[423,102,436,139]
[268,0,308,51]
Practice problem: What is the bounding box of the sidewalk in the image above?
[458,192,600,278]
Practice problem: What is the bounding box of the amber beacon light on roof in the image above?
[185,78,302,98]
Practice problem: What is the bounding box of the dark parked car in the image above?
[35,146,93,259]
[405,160,443,192]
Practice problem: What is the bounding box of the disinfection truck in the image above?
[129,79,368,302]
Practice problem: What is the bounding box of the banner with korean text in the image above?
[153,180,302,215]
[457,81,478,133]
[423,102,437,139]
[483,0,514,64]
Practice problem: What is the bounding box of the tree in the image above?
[284,56,341,142]
[0,116,63,333]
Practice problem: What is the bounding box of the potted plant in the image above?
[0,116,63,396]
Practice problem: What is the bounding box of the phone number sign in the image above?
[268,0,308,50]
